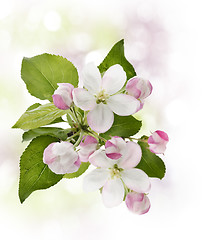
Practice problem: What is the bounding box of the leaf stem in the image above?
[73,130,84,147]
[66,130,81,142]
[70,106,81,126]
[86,130,107,143]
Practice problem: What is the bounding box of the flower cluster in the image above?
[41,63,169,215]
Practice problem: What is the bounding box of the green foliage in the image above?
[64,162,90,179]
[22,127,71,142]
[98,39,136,80]
[19,136,63,203]
[101,114,142,139]
[137,141,166,179]
[26,103,41,111]
[12,103,68,130]
[21,54,78,101]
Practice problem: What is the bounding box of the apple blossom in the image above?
[73,63,140,133]
[125,192,151,215]
[52,83,74,110]
[148,130,169,154]
[83,137,150,208]
[78,135,98,162]
[43,141,80,174]
[126,77,152,111]
[105,136,127,160]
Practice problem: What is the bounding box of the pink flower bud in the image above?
[126,77,152,111]
[43,141,80,174]
[148,130,169,154]
[105,136,126,159]
[52,83,74,110]
[125,192,151,215]
[78,136,98,162]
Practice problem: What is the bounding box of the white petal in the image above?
[118,141,142,169]
[101,64,126,95]
[83,168,109,192]
[102,178,124,208]
[48,151,79,174]
[107,94,140,116]
[82,63,101,94]
[149,144,167,154]
[89,149,115,168]
[52,141,73,156]
[121,168,151,193]
[78,143,97,162]
[87,103,114,133]
[73,88,96,111]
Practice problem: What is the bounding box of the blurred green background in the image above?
[1,0,213,239]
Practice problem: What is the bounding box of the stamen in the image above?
[95,90,109,104]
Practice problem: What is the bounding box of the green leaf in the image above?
[19,136,63,203]
[66,113,75,127]
[64,162,90,179]
[22,127,71,142]
[47,116,65,125]
[137,141,166,179]
[98,39,136,80]
[21,53,78,101]
[26,103,41,111]
[100,114,142,139]
[26,103,65,125]
[13,103,68,130]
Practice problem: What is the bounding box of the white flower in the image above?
[73,63,140,133]
[43,141,80,174]
[83,138,150,208]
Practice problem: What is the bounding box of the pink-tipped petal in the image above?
[43,143,57,164]
[82,63,102,94]
[87,103,114,133]
[148,130,169,154]
[121,168,151,193]
[52,94,70,110]
[148,144,167,154]
[126,77,142,99]
[73,88,96,111]
[102,178,125,208]
[106,152,122,160]
[139,79,153,100]
[155,130,169,141]
[57,83,74,94]
[101,64,126,95]
[78,136,98,162]
[107,94,140,116]
[137,101,144,112]
[126,77,153,101]
[89,149,115,168]
[125,192,151,215]
[80,135,98,147]
[74,157,81,168]
[118,141,142,169]
[44,141,79,174]
[52,83,74,109]
[83,168,109,192]
[105,136,126,159]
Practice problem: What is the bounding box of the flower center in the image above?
[109,164,123,179]
[95,90,109,104]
